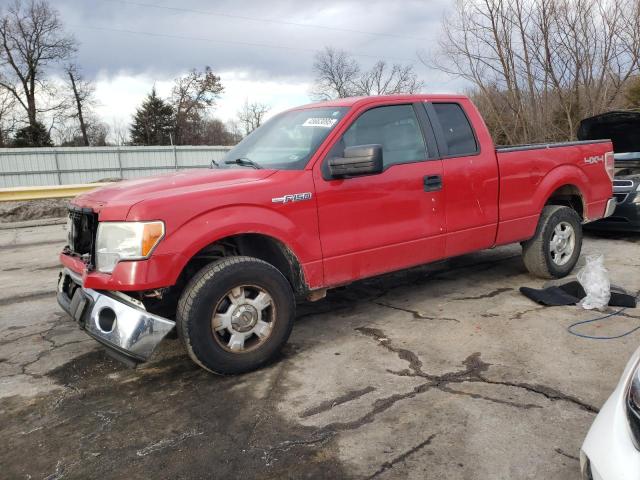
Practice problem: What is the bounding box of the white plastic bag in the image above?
[577,254,610,310]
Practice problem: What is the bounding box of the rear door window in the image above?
[431,103,478,156]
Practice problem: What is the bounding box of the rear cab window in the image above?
[430,103,478,157]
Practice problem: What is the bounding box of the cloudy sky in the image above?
[52,0,465,135]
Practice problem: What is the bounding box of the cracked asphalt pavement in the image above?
[1,223,639,479]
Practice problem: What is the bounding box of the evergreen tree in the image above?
[130,88,175,145]
[12,121,53,147]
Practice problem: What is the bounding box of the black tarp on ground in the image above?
[520,281,637,308]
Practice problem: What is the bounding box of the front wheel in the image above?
[177,256,295,374]
[522,205,582,279]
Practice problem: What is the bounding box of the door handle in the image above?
[423,175,442,192]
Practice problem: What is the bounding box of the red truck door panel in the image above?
[313,103,446,286]
[424,101,500,257]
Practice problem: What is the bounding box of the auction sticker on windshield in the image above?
[302,117,339,128]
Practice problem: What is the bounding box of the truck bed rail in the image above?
[496,139,611,153]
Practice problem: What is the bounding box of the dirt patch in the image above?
[0,198,69,223]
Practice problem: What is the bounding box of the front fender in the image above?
[155,203,323,287]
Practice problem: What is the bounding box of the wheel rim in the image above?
[211,285,275,353]
[549,221,576,266]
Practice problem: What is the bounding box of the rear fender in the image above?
[534,165,589,217]
[496,165,590,245]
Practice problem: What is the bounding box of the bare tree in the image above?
[428,0,640,144]
[354,61,423,96]
[109,118,130,146]
[170,66,224,144]
[225,119,243,143]
[85,117,108,146]
[311,47,360,100]
[199,118,238,146]
[237,99,270,135]
[626,76,640,108]
[0,0,75,139]
[56,114,109,146]
[65,64,94,146]
[0,87,17,146]
[312,47,423,100]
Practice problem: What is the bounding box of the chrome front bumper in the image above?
[57,268,175,363]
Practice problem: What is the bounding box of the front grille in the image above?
[66,206,98,268]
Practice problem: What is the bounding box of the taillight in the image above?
[605,151,615,181]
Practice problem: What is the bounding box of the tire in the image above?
[522,205,582,279]
[177,256,295,375]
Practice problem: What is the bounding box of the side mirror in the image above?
[328,144,383,178]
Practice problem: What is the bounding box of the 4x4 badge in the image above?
[272,192,312,204]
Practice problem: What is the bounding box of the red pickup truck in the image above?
[57,94,615,374]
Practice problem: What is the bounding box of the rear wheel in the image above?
[522,205,582,278]
[177,256,295,374]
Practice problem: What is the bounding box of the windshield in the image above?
[221,107,348,170]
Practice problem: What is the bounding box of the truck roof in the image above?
[293,93,469,110]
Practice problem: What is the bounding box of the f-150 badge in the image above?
[272,192,312,204]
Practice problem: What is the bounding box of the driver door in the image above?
[313,103,446,286]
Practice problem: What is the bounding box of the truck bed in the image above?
[494,139,613,246]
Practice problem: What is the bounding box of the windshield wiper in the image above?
[224,157,262,169]
[210,159,220,168]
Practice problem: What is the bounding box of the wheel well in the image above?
[545,185,584,220]
[179,234,307,295]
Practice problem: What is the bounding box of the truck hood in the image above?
[73,168,276,215]
[578,111,640,153]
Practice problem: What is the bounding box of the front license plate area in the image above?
[69,289,89,327]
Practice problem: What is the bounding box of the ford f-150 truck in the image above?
[57,94,616,374]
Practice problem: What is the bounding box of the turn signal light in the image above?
[141,222,165,256]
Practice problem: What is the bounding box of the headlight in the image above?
[626,361,640,449]
[95,221,164,273]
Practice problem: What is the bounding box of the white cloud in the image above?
[54,0,467,143]
[92,70,313,142]
[93,72,173,127]
[214,71,312,122]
